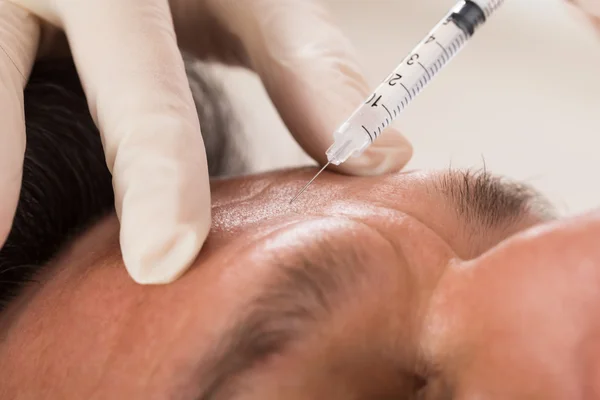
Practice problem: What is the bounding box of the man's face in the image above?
[0,166,571,399]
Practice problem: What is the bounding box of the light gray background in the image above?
[212,0,600,216]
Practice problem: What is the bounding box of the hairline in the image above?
[0,58,247,310]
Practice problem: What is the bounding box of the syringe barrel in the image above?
[471,0,505,16]
[327,0,505,165]
[326,121,371,165]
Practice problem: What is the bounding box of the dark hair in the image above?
[0,58,246,309]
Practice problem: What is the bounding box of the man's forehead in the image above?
[0,168,556,399]
[212,167,555,243]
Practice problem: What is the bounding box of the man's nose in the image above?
[419,208,600,399]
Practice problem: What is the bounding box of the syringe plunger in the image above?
[291,0,506,203]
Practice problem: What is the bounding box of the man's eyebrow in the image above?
[433,168,557,229]
[196,243,365,400]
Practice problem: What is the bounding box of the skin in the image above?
[0,168,598,399]
[1,0,413,284]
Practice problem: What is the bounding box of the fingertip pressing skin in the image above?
[0,1,39,246]
[15,0,212,284]
[7,0,412,284]
[114,116,212,285]
[122,222,210,285]
[208,0,414,176]
[335,128,414,176]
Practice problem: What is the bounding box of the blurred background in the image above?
[212,0,600,216]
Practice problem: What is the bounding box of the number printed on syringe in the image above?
[291,0,506,203]
[361,17,468,142]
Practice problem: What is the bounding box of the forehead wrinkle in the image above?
[196,237,369,400]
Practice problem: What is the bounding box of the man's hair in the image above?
[0,57,247,309]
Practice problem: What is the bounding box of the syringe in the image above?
[291,0,505,203]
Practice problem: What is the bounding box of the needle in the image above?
[289,162,330,204]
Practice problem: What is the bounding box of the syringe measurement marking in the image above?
[288,1,504,205]
[382,104,393,121]
[363,31,469,140]
[451,39,459,55]
[400,83,412,101]
[361,125,374,142]
[436,41,450,60]
[418,62,432,81]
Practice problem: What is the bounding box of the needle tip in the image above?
[289,162,330,204]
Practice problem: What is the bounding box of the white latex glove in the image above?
[567,0,600,30]
[1,0,413,284]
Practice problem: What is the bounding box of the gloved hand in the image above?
[567,0,600,30]
[0,0,413,284]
